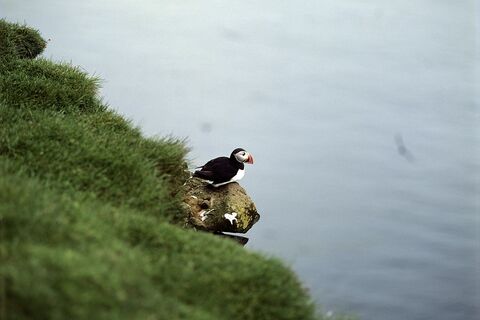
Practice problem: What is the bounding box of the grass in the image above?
[0,20,46,60]
[0,163,316,320]
[0,106,188,221]
[0,19,349,320]
[0,58,101,112]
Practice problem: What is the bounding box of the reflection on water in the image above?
[4,0,478,319]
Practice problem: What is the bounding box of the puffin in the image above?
[193,148,254,187]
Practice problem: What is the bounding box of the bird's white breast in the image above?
[232,169,245,181]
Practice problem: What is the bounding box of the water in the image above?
[3,1,479,319]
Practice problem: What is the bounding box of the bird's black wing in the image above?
[193,170,215,180]
[193,157,232,182]
[197,157,229,171]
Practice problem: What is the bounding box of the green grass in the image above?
[0,19,349,320]
[0,58,101,112]
[0,163,316,320]
[0,19,46,60]
[0,106,188,221]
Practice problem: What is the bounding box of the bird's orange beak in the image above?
[247,154,254,164]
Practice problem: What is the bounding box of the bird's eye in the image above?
[242,152,246,156]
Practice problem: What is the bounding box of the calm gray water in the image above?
[3,1,479,319]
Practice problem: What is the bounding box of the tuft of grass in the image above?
[0,58,101,113]
[0,105,188,221]
[0,19,46,60]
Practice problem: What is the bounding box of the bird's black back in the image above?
[194,156,243,183]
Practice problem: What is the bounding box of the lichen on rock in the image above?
[183,177,260,233]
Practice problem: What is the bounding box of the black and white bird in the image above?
[193,148,254,187]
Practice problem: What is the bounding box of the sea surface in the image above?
[3,1,478,319]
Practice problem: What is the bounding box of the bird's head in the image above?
[231,148,254,164]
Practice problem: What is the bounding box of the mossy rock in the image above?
[183,177,260,233]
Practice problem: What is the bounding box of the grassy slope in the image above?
[0,20,346,320]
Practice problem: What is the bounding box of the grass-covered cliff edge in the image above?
[0,20,347,320]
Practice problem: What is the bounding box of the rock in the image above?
[183,177,260,233]
[214,232,249,246]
